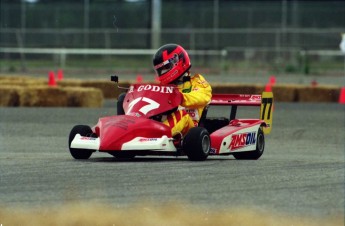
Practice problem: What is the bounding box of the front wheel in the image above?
[117,92,126,115]
[233,127,265,160]
[183,127,210,161]
[68,125,94,159]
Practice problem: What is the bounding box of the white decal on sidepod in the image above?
[218,124,260,154]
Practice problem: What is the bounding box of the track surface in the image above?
[0,102,344,220]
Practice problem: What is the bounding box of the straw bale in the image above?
[57,79,83,87]
[58,79,128,99]
[254,84,299,102]
[272,84,299,102]
[18,86,69,107]
[0,86,21,106]
[296,85,340,102]
[2,76,341,103]
[0,76,46,86]
[64,87,104,108]
[80,80,131,99]
[80,80,115,98]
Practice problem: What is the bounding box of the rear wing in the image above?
[211,93,262,106]
[210,92,273,134]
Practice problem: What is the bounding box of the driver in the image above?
[153,43,212,137]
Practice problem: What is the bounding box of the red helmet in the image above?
[153,44,191,85]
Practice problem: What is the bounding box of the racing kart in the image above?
[68,76,273,161]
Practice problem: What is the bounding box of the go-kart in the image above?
[68,76,273,161]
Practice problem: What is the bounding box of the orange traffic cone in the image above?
[57,69,64,81]
[264,83,272,92]
[311,79,318,87]
[48,71,57,87]
[339,87,345,104]
[136,74,143,83]
[269,75,276,85]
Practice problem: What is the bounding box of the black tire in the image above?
[117,92,126,115]
[68,125,94,159]
[183,127,210,161]
[233,127,265,160]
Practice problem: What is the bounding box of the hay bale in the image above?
[254,84,299,102]
[0,77,104,107]
[80,80,131,99]
[0,86,20,106]
[296,85,340,102]
[81,80,115,99]
[18,86,69,107]
[2,76,340,103]
[16,86,103,107]
[58,79,127,99]
[57,79,84,87]
[64,87,104,108]
[0,76,46,86]
[271,85,299,102]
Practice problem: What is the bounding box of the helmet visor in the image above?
[154,54,179,76]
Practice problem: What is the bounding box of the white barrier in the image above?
[0,47,226,68]
[1,47,342,71]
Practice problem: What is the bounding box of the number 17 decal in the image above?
[127,97,160,115]
[260,92,273,134]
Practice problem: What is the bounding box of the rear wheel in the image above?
[183,127,210,161]
[68,125,94,159]
[233,127,265,160]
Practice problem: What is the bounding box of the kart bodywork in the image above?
[69,76,273,161]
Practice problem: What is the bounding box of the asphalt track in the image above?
[0,101,344,221]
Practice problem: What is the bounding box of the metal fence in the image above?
[1,27,344,50]
[1,1,344,49]
[1,0,344,74]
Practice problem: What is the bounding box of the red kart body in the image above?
[69,79,273,160]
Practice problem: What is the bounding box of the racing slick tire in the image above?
[183,127,211,161]
[117,92,126,115]
[233,127,265,160]
[68,125,95,160]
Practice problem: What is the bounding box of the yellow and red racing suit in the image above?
[162,74,212,136]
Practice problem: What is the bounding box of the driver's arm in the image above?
[181,74,212,108]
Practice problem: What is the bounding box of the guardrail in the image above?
[1,47,343,74]
[0,47,226,68]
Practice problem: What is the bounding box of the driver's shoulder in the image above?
[190,73,207,82]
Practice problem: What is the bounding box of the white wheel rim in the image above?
[201,135,210,154]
